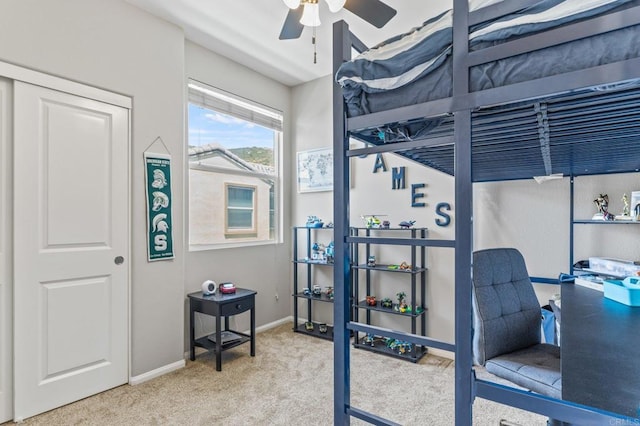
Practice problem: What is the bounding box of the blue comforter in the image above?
[336,0,633,100]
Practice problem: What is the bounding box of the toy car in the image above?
[219,282,237,294]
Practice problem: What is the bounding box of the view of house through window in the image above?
[188,80,282,247]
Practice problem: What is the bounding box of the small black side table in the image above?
[188,288,257,371]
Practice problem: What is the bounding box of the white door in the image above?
[0,78,13,423]
[13,81,129,420]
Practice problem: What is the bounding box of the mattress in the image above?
[336,0,640,118]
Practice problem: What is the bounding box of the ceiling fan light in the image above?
[299,3,321,27]
[282,0,301,9]
[324,0,346,13]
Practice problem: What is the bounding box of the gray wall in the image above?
[184,41,293,336]
[0,0,185,376]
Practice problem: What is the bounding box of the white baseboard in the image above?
[254,316,293,333]
[129,359,185,385]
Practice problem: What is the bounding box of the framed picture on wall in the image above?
[297,148,333,193]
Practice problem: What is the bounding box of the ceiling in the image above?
[125,0,449,87]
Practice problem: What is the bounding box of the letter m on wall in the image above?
[392,167,406,190]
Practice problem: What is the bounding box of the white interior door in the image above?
[0,77,13,423]
[13,81,129,420]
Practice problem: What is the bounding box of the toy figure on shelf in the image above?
[361,214,387,228]
[325,286,334,299]
[310,242,328,263]
[382,220,391,229]
[623,193,630,216]
[318,323,328,334]
[306,215,324,228]
[399,261,411,270]
[363,333,375,346]
[593,194,615,221]
[367,255,376,267]
[381,297,393,308]
[325,241,334,264]
[366,295,377,306]
[398,220,416,229]
[312,285,322,297]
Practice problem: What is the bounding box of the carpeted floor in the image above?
[9,323,547,425]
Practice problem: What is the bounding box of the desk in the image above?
[562,283,640,418]
[188,288,256,371]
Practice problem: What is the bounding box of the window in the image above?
[187,80,282,248]
[226,184,256,235]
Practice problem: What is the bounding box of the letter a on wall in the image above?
[144,152,174,261]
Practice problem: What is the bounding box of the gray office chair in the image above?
[472,248,561,399]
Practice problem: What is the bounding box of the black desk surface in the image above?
[562,283,640,418]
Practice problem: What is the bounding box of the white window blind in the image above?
[188,80,283,132]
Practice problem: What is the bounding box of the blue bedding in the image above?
[336,0,639,117]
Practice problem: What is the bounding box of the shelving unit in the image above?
[292,226,335,340]
[569,176,640,276]
[350,226,428,362]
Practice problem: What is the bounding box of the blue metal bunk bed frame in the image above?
[331,1,640,424]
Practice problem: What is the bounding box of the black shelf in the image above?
[194,331,251,353]
[353,336,428,363]
[350,226,428,362]
[352,263,427,273]
[573,220,640,224]
[293,260,334,265]
[293,322,334,340]
[292,225,336,341]
[293,292,335,303]
[354,300,426,317]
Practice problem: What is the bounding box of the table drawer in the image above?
[220,296,254,316]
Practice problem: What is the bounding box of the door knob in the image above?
[114,256,124,265]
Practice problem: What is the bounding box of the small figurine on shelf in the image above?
[306,215,324,228]
[382,220,391,229]
[325,241,335,264]
[593,194,615,221]
[363,333,375,346]
[396,291,407,312]
[399,261,411,271]
[398,220,416,229]
[318,323,328,334]
[366,295,377,306]
[381,297,393,308]
[325,286,334,299]
[623,193,631,217]
[305,321,314,331]
[367,255,376,267]
[303,287,311,296]
[312,285,322,297]
[311,242,327,263]
[361,214,387,228]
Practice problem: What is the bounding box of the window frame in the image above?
[224,183,257,236]
[186,79,283,250]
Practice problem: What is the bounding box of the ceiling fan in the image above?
[279,0,398,40]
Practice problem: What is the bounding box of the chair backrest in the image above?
[472,248,541,366]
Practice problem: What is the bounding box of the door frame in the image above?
[0,60,132,420]
[0,76,13,424]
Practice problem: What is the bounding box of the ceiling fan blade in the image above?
[344,0,397,28]
[279,7,305,40]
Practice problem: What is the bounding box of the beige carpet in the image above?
[10,323,547,425]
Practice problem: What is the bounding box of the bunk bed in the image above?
[331,0,640,424]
